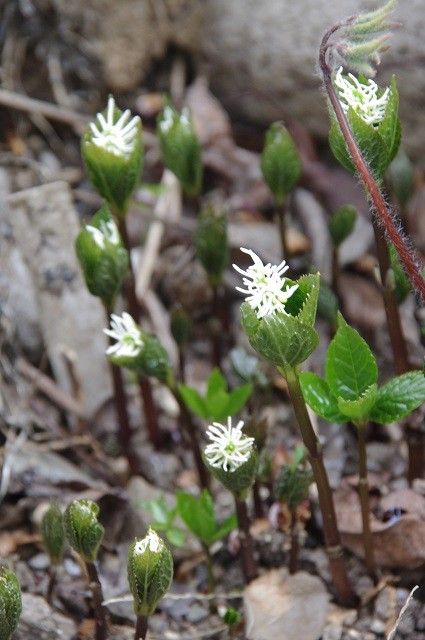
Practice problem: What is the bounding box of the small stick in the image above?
[234,497,258,584]
[85,561,108,640]
[288,509,299,575]
[357,425,377,582]
[134,615,148,640]
[46,567,56,605]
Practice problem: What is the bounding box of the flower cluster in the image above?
[104,312,144,359]
[334,67,390,126]
[133,528,162,555]
[204,417,255,472]
[86,218,120,249]
[90,96,140,159]
[233,248,298,319]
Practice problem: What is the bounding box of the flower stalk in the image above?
[234,496,258,583]
[356,423,377,582]
[289,508,299,575]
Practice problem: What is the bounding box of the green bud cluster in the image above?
[127,529,173,616]
[75,206,129,307]
[41,503,65,566]
[157,105,203,197]
[194,205,229,287]
[261,122,301,205]
[64,499,104,562]
[0,567,22,640]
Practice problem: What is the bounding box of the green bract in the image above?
[194,205,229,287]
[300,313,425,425]
[64,499,104,562]
[176,489,236,546]
[179,368,252,422]
[261,122,300,205]
[204,447,258,500]
[0,567,21,640]
[329,75,400,181]
[41,503,65,566]
[157,105,203,197]
[82,99,143,215]
[240,273,320,372]
[75,207,129,307]
[328,205,357,247]
[127,529,173,616]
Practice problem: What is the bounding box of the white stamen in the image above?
[86,219,120,249]
[204,417,255,472]
[334,66,390,126]
[90,96,140,158]
[104,312,144,358]
[133,529,162,555]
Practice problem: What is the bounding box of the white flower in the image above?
[133,528,162,555]
[86,219,120,249]
[158,104,191,135]
[205,417,255,472]
[90,96,140,158]
[104,312,144,358]
[334,66,390,126]
[233,247,298,319]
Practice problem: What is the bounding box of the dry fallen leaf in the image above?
[244,569,329,640]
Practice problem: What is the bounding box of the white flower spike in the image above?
[233,247,298,319]
[90,96,140,158]
[334,66,390,126]
[86,219,120,249]
[205,417,255,473]
[104,312,144,358]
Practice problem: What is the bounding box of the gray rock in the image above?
[6,181,111,416]
[16,593,77,639]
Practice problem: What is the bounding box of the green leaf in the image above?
[370,371,425,424]
[377,77,400,165]
[241,303,319,369]
[337,383,377,422]
[389,243,411,304]
[166,527,186,547]
[176,490,235,546]
[206,369,227,400]
[325,314,378,400]
[328,205,357,247]
[299,372,346,422]
[178,385,208,419]
[210,513,237,543]
[226,383,253,417]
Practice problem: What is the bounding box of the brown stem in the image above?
[116,216,162,449]
[202,543,216,593]
[252,479,264,519]
[319,29,425,300]
[134,615,148,640]
[331,246,341,301]
[283,365,355,605]
[357,425,377,582]
[85,561,108,640]
[289,509,299,575]
[46,567,56,605]
[276,200,289,259]
[211,285,222,368]
[406,421,425,483]
[234,497,258,583]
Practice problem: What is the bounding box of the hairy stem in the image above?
[234,496,258,583]
[85,561,108,640]
[319,29,425,300]
[134,615,148,640]
[357,425,377,582]
[282,365,355,604]
[289,508,299,575]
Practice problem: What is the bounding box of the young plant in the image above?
[157,104,203,199]
[176,489,237,590]
[40,502,65,604]
[203,417,258,583]
[64,499,108,640]
[328,205,357,299]
[194,205,229,366]
[0,567,22,640]
[261,122,301,258]
[105,312,209,488]
[274,445,312,574]
[300,313,425,579]
[234,247,355,604]
[140,496,186,548]
[128,528,173,640]
[82,96,160,451]
[222,607,243,639]
[179,368,252,423]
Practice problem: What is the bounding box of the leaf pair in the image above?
[140,497,186,548]
[300,314,425,425]
[179,368,252,422]
[176,490,237,547]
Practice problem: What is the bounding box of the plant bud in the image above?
[387,149,414,210]
[261,122,301,205]
[275,464,313,511]
[194,205,229,286]
[157,105,203,197]
[82,96,143,215]
[170,304,191,347]
[75,206,129,307]
[128,528,173,616]
[41,503,65,566]
[0,567,22,640]
[328,205,357,248]
[139,334,171,383]
[64,499,104,562]
[206,447,258,500]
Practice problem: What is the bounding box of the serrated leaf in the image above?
[299,372,346,422]
[377,77,400,165]
[241,303,319,369]
[370,371,425,424]
[325,314,378,400]
[337,383,377,422]
[295,273,321,327]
